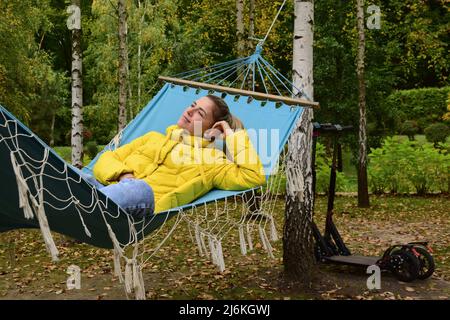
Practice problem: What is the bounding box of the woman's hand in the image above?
[206,121,233,140]
[119,173,135,181]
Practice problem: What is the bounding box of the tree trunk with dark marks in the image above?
[236,0,245,57]
[249,0,255,37]
[50,111,55,147]
[137,0,144,116]
[69,0,83,168]
[118,0,128,131]
[356,0,370,207]
[284,0,315,284]
[247,0,255,90]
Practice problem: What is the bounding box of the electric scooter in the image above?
[311,123,435,282]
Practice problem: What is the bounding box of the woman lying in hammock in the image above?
[79,95,266,218]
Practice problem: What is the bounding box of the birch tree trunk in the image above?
[236,0,245,57]
[249,0,255,42]
[247,0,255,90]
[356,0,370,207]
[283,0,315,283]
[118,0,128,131]
[70,0,83,168]
[50,112,55,147]
[137,0,143,114]
[128,76,133,120]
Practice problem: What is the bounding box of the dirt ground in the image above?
[1,262,449,300]
[0,195,449,300]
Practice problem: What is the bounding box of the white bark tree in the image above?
[284,0,315,283]
[236,0,245,57]
[118,0,128,131]
[137,0,144,116]
[68,0,83,168]
[249,0,255,41]
[247,0,255,90]
[356,0,370,207]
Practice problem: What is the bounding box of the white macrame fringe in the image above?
[194,224,204,256]
[200,232,208,255]
[107,225,125,281]
[238,225,247,255]
[208,236,217,265]
[263,228,275,259]
[246,224,254,251]
[124,257,145,300]
[216,240,225,272]
[258,225,268,251]
[132,258,146,300]
[36,201,59,261]
[269,217,278,241]
[107,224,145,300]
[131,239,146,300]
[113,247,124,283]
[10,152,34,219]
[207,236,225,272]
[258,225,274,259]
[10,151,59,261]
[124,258,133,294]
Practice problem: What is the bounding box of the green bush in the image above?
[368,137,412,194]
[400,120,419,141]
[368,137,450,194]
[443,92,450,122]
[424,123,450,146]
[408,143,449,194]
[314,143,351,194]
[384,87,450,133]
[84,140,99,160]
[53,146,72,162]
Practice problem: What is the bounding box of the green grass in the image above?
[395,134,450,144]
[53,146,105,166]
[52,146,72,162]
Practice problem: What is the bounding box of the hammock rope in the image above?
[1,79,297,300]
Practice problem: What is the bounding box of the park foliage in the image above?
[1,0,449,195]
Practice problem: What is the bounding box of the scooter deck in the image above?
[324,255,380,266]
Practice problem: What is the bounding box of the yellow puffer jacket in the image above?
[93,125,266,213]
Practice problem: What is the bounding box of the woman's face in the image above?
[177,96,216,136]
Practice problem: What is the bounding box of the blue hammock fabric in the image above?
[0,83,304,249]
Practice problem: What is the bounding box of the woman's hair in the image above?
[207,95,244,131]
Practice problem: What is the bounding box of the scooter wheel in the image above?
[389,250,420,282]
[413,246,435,280]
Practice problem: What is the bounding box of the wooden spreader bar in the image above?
[158,76,319,108]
